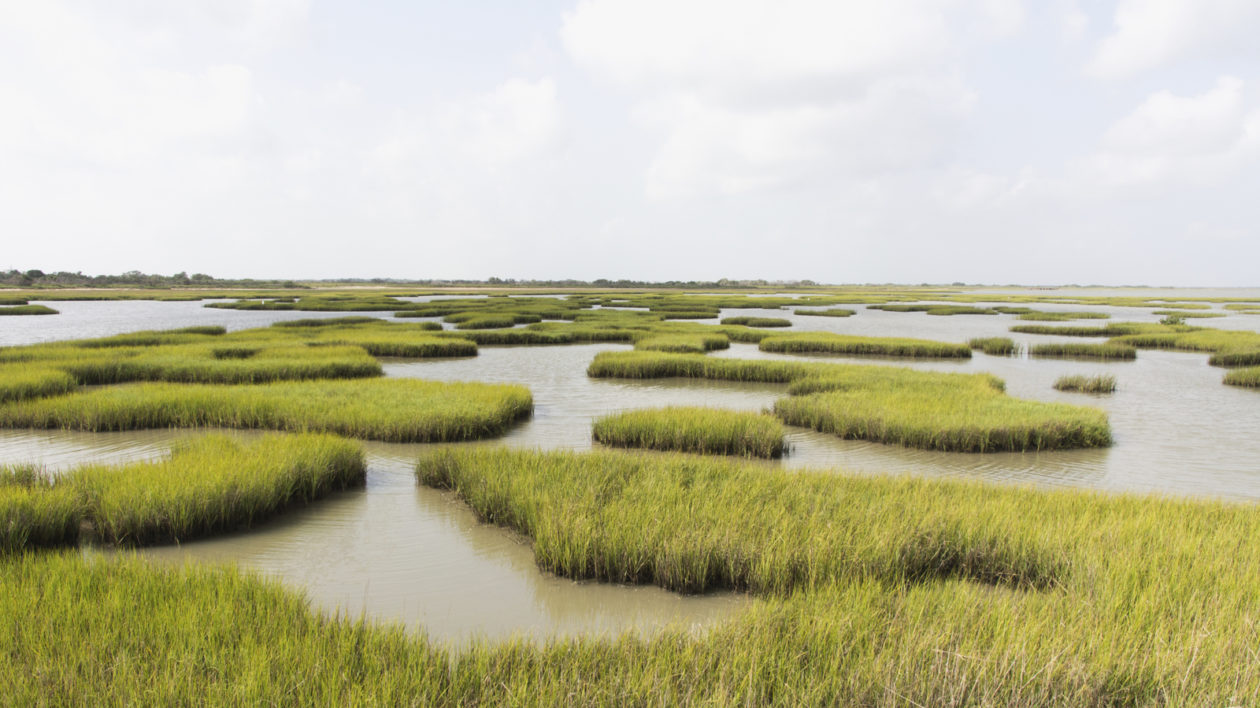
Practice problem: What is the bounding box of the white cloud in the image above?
[1088,0,1260,78]
[1083,77,1260,186]
[562,0,1005,199]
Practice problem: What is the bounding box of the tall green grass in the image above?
[593,407,785,458]
[869,304,997,316]
[1,467,81,552]
[759,333,972,358]
[634,334,730,354]
[775,370,1110,452]
[0,305,59,315]
[0,379,532,442]
[793,307,855,317]
[1011,322,1174,337]
[74,434,364,546]
[1016,311,1110,321]
[0,365,78,402]
[1223,367,1260,388]
[967,337,1020,356]
[1054,375,1117,394]
[718,317,791,327]
[1029,343,1137,360]
[589,352,1109,452]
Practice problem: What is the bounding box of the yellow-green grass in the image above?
[1016,311,1110,321]
[869,304,997,316]
[0,365,78,402]
[34,343,381,386]
[776,370,1109,452]
[1108,328,1260,366]
[0,378,532,443]
[73,434,364,546]
[793,307,855,317]
[759,332,972,359]
[0,304,58,315]
[1152,310,1225,319]
[1029,342,1137,361]
[718,316,791,327]
[11,448,1260,702]
[1054,375,1118,394]
[589,352,1108,452]
[1,468,81,552]
[452,313,524,330]
[1223,367,1260,388]
[271,316,394,328]
[0,296,28,305]
[312,332,477,358]
[634,334,730,354]
[967,336,1020,356]
[73,327,228,348]
[1011,322,1176,337]
[592,407,785,458]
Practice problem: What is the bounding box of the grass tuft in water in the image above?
[967,337,1021,356]
[1053,375,1117,394]
[718,317,791,328]
[1029,343,1137,360]
[759,333,971,359]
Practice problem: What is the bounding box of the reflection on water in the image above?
[3,294,1259,642]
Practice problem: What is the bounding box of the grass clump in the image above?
[589,351,1109,452]
[419,447,1063,592]
[869,304,997,316]
[967,337,1020,356]
[1029,343,1137,360]
[271,316,390,328]
[73,434,364,546]
[1,467,81,552]
[1054,375,1117,394]
[759,333,972,359]
[794,307,855,317]
[0,378,532,443]
[1017,311,1110,321]
[0,304,59,315]
[719,316,791,327]
[634,334,730,354]
[1223,367,1260,388]
[593,407,785,458]
[1209,350,1260,368]
[1010,322,1173,337]
[452,314,524,330]
[0,365,78,402]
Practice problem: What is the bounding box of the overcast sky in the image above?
[1,1,1258,285]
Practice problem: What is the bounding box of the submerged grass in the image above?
[1029,342,1137,360]
[759,333,972,359]
[0,378,532,442]
[593,407,785,458]
[590,351,1109,452]
[1054,375,1118,394]
[967,337,1020,356]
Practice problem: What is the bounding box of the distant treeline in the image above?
[1,270,306,289]
[3,270,822,290]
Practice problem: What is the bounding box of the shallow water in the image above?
[2,293,1259,642]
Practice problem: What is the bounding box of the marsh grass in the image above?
[1223,367,1260,388]
[718,317,791,327]
[869,304,997,316]
[589,351,1109,452]
[967,337,1021,356]
[1209,350,1260,367]
[1029,343,1137,360]
[1016,311,1110,321]
[1,466,81,551]
[759,333,972,359]
[73,434,364,546]
[634,334,730,354]
[1054,375,1118,394]
[593,407,785,458]
[0,305,59,315]
[271,316,388,328]
[793,308,855,317]
[0,378,532,442]
[0,365,78,402]
[1011,322,1175,337]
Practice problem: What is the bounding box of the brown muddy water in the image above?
[2,293,1259,643]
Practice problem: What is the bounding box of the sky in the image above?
[1,0,1258,285]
